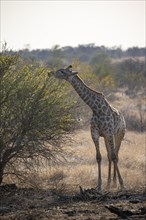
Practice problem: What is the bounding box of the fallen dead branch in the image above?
[105,205,146,219]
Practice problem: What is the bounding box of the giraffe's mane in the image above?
[76,75,104,97]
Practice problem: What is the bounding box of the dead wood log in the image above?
[105,205,133,219]
[79,186,109,201]
[0,184,17,191]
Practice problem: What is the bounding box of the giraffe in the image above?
[54,65,126,191]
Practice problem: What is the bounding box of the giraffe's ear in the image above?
[66,65,72,70]
[66,65,78,74]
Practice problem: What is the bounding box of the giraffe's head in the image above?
[55,65,78,81]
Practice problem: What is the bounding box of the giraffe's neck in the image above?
[68,75,103,109]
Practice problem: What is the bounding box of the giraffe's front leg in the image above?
[91,125,102,192]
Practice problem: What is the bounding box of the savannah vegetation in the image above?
[0,44,146,191]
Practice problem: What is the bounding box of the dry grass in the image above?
[65,130,146,192]
[13,129,144,194]
[120,131,146,187]
[3,91,146,193]
[4,128,145,194]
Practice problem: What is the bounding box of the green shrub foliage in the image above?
[0,55,76,184]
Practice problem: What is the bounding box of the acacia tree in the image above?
[0,55,76,184]
[114,58,146,91]
[89,53,116,94]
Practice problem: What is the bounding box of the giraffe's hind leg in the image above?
[104,138,112,190]
[105,135,124,191]
[113,131,125,188]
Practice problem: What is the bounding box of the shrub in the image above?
[0,55,76,184]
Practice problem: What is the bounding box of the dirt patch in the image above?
[0,185,146,220]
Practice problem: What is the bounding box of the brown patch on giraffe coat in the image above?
[98,103,102,109]
[102,105,107,112]
[106,116,110,121]
[83,88,86,93]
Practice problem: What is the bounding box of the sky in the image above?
[1,0,146,51]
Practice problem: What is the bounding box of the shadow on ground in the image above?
[0,184,146,219]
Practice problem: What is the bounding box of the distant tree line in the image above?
[3,44,145,64]
[1,44,146,94]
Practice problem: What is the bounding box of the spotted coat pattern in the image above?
[55,66,126,191]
